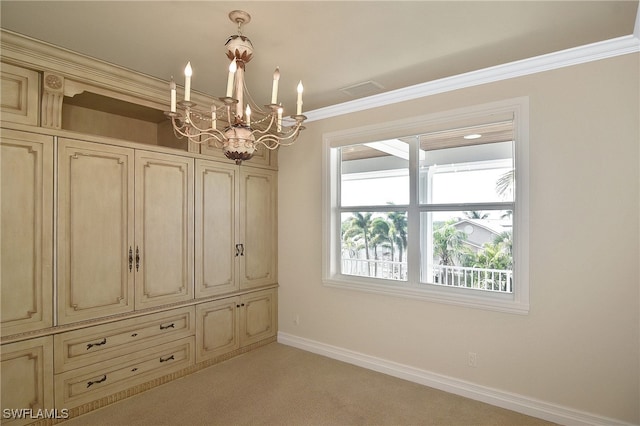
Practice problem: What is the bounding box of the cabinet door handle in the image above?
[239,244,244,256]
[135,246,140,271]
[159,323,175,330]
[128,247,133,272]
[235,244,241,257]
[160,355,175,363]
[86,338,107,350]
[87,375,107,388]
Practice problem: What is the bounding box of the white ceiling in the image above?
[1,1,638,114]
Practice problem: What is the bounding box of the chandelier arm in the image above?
[255,132,301,150]
[254,121,305,149]
[168,114,228,146]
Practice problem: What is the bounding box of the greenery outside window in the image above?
[322,98,529,314]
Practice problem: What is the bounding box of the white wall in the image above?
[277,53,639,424]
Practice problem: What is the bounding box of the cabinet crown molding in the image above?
[1,29,215,112]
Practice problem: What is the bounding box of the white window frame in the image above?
[322,97,530,314]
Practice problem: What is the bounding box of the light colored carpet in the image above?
[62,342,554,425]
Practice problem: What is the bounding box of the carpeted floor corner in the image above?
[61,342,555,425]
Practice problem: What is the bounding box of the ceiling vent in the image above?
[339,80,384,98]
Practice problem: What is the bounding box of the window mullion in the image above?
[407,135,421,284]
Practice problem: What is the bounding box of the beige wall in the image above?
[277,53,639,423]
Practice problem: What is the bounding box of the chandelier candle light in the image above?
[165,10,306,164]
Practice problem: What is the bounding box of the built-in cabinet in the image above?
[53,307,196,410]
[0,336,54,426]
[196,288,277,362]
[195,159,277,298]
[1,32,279,424]
[56,139,135,323]
[57,138,194,324]
[1,128,53,337]
[0,62,39,127]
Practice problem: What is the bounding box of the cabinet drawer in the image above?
[55,336,194,408]
[54,306,194,372]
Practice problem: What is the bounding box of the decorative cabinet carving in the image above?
[41,72,64,129]
[196,288,277,362]
[57,138,194,324]
[195,160,277,298]
[0,62,39,126]
[0,336,54,426]
[1,128,53,336]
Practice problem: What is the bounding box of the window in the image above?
[323,98,529,314]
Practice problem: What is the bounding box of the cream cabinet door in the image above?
[1,129,53,336]
[134,150,194,309]
[1,336,55,426]
[239,167,277,289]
[195,298,239,362]
[240,288,277,347]
[0,62,40,126]
[195,159,237,298]
[57,139,135,324]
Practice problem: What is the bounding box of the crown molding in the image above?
[305,34,640,123]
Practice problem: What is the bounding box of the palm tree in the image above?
[496,169,514,200]
[432,219,467,266]
[368,217,391,277]
[341,212,373,260]
[432,220,467,284]
[464,211,489,219]
[386,211,408,263]
[492,231,513,268]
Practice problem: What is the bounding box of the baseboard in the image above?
[278,332,635,426]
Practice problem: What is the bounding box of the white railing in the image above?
[429,264,512,293]
[341,259,512,293]
[341,258,407,281]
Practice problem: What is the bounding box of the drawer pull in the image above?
[131,333,138,337]
[160,355,175,363]
[131,368,138,372]
[160,323,175,330]
[86,338,107,350]
[87,375,107,388]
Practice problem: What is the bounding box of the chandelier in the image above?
[165,10,306,164]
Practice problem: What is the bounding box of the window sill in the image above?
[322,275,530,315]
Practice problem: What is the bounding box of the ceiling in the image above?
[1,1,638,115]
